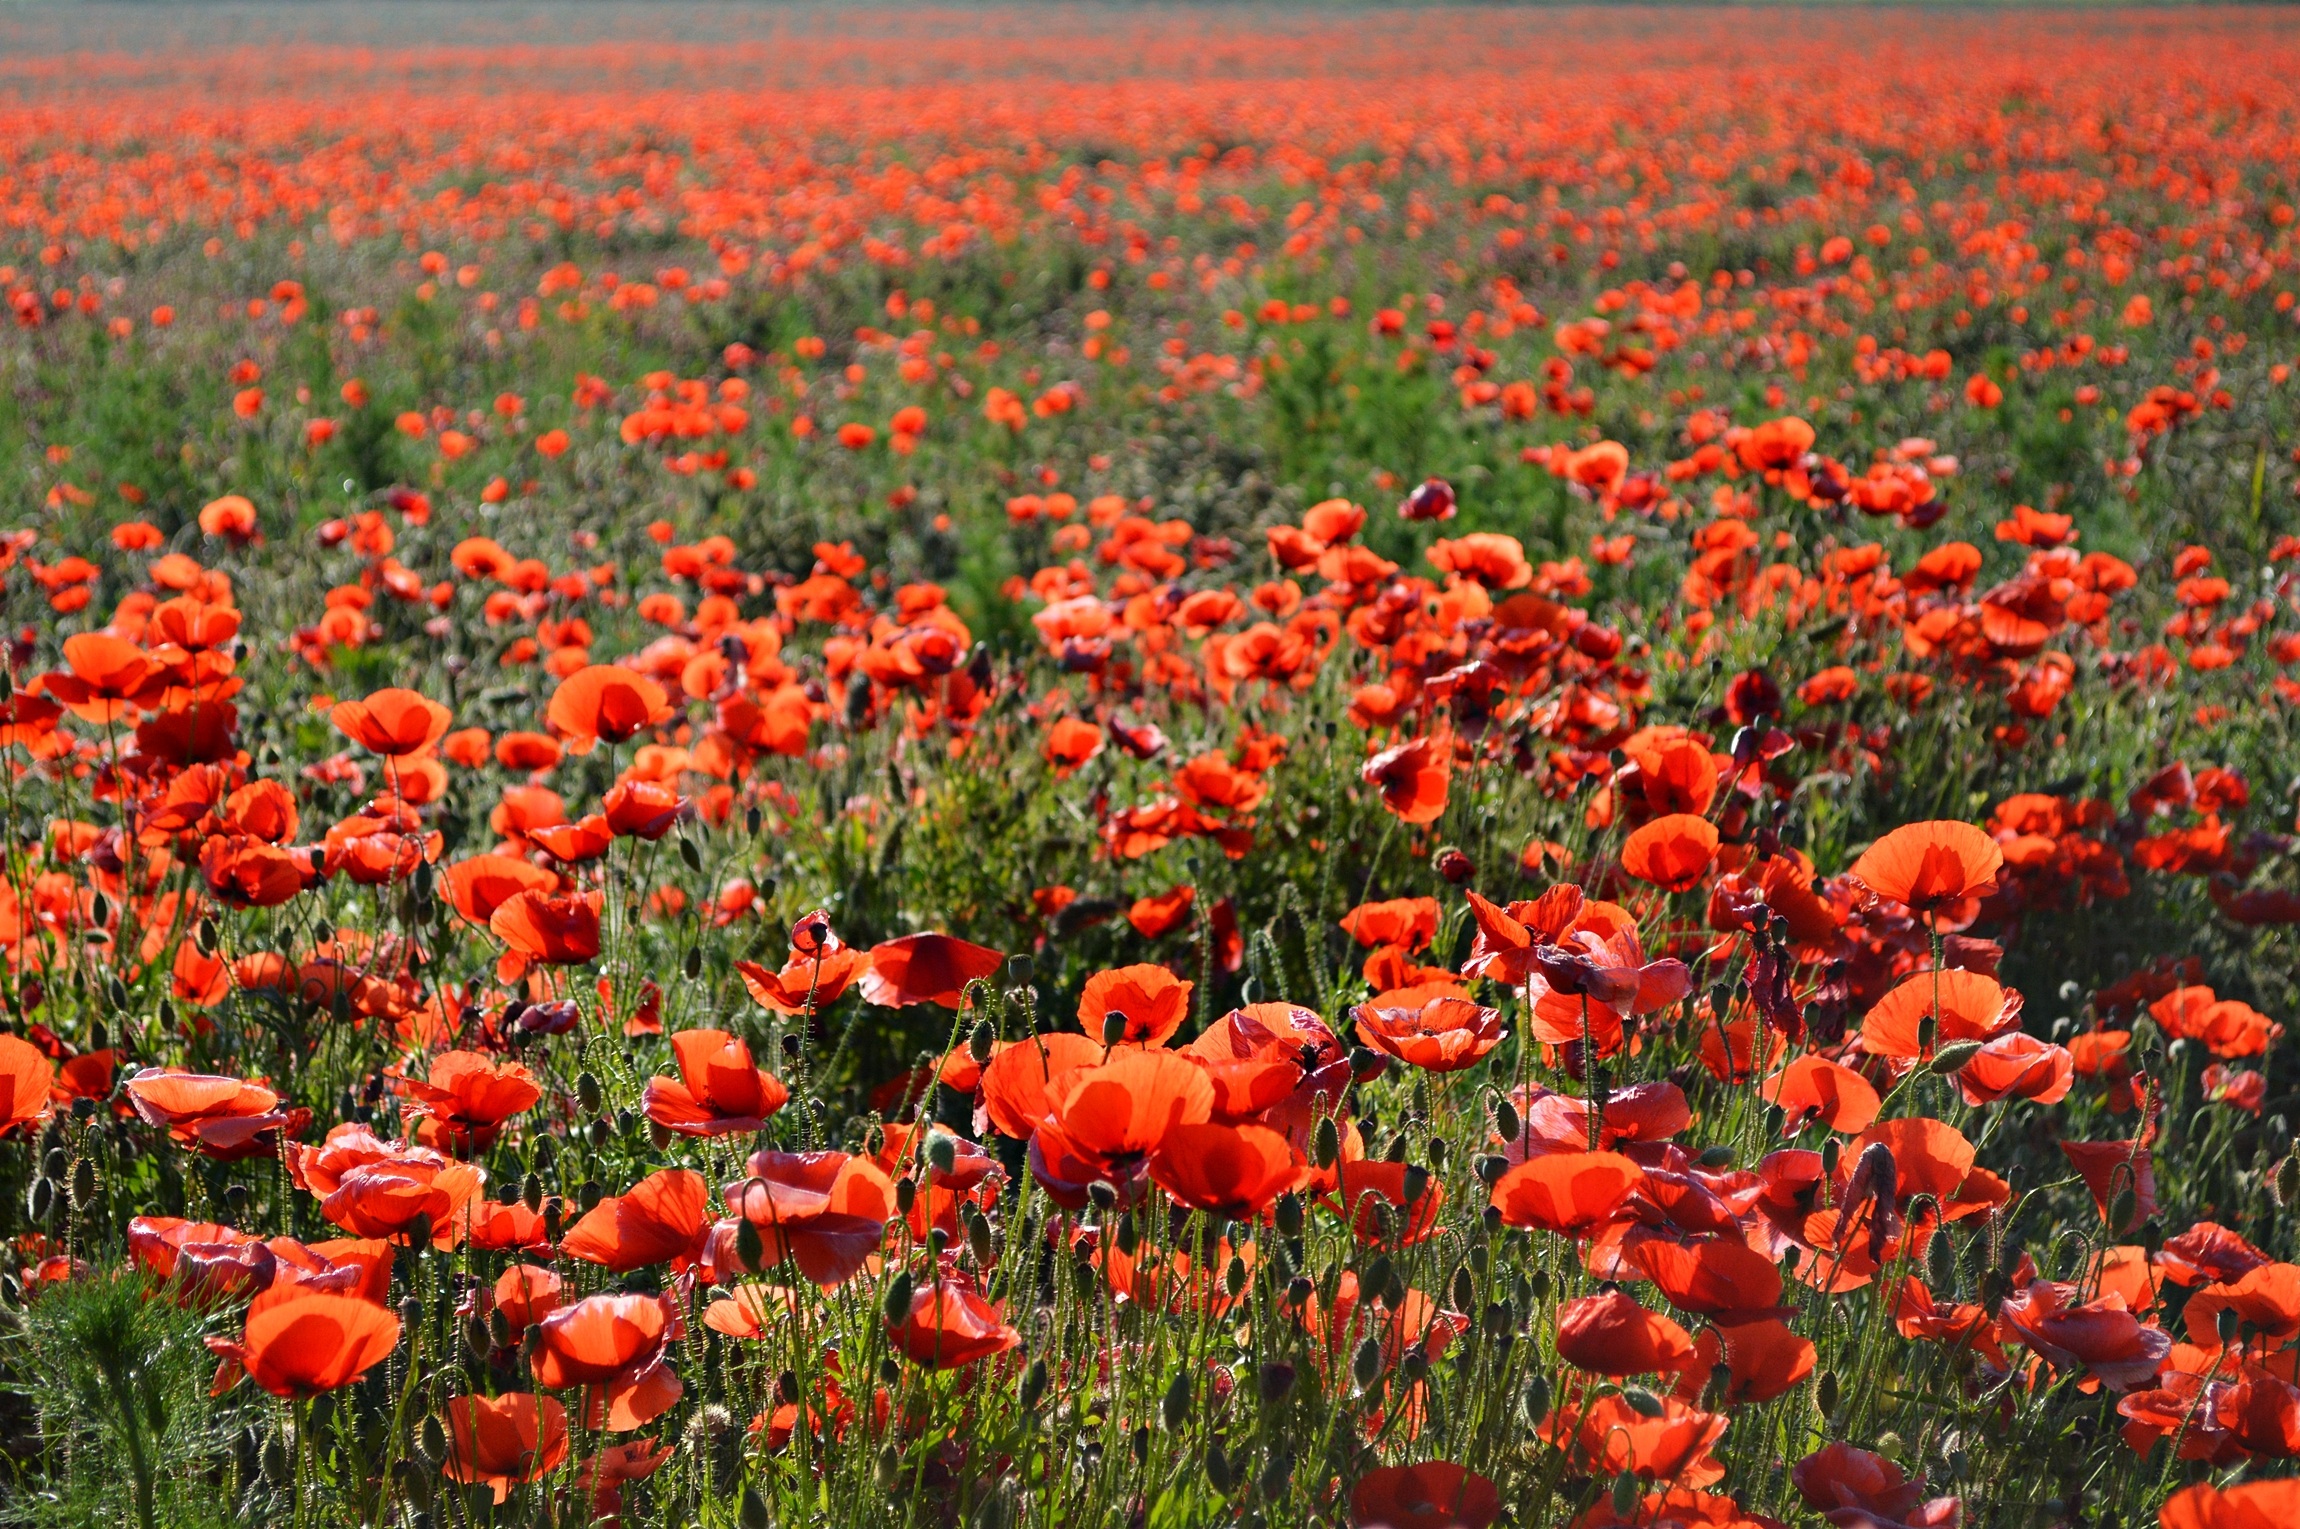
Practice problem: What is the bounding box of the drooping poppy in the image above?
[1348,1462,1500,1529]
[1847,820,2003,920]
[207,1286,401,1398]
[531,1293,683,1431]
[1147,1121,1301,1218]
[1078,964,1195,1046]
[860,933,1004,1009]
[1621,813,1721,893]
[561,1168,711,1272]
[887,1276,1020,1370]
[644,1029,790,1137]
[547,664,674,752]
[329,687,452,759]
[442,1393,570,1503]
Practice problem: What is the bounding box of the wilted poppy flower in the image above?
[1621,813,1720,892]
[395,1050,541,1154]
[860,932,1004,1009]
[714,1150,893,1287]
[0,1034,55,1137]
[644,1029,790,1136]
[1349,1461,1500,1529]
[1848,820,2002,921]
[1760,1055,1881,1135]
[207,1286,401,1398]
[561,1168,711,1272]
[1352,994,1504,1073]
[888,1276,1020,1369]
[1556,1288,1696,1377]
[1362,733,1450,824]
[330,687,452,759]
[1148,1121,1301,1217]
[443,1393,570,1503]
[531,1293,683,1430]
[490,889,602,965]
[1078,964,1194,1046]
[1491,1151,1642,1232]
[547,664,674,752]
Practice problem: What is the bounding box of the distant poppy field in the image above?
[5,4,2300,1527]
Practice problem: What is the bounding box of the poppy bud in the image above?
[968,1018,995,1064]
[649,1118,674,1152]
[1611,1471,1642,1517]
[739,1487,770,1529]
[2277,1153,2300,1208]
[874,1445,903,1490]
[1928,1039,1984,1075]
[1518,1376,1550,1427]
[2217,1306,2242,1346]
[894,1176,917,1215]
[1312,1117,1340,1169]
[1929,1228,1958,1291]
[1816,1369,1840,1418]
[26,1178,52,1223]
[1225,1254,1248,1299]
[1492,1097,1520,1144]
[790,909,834,957]
[403,1212,431,1249]
[1285,1276,1314,1308]
[1449,1265,1476,1310]
[1258,1361,1296,1403]
[1433,847,1475,884]
[1206,1443,1234,1494]
[880,1270,915,1327]
[736,1216,767,1271]
[263,1434,292,1483]
[1259,1445,1294,1499]
[2110,1186,2138,1234]
[1351,1336,1384,1388]
[576,1070,604,1115]
[464,1314,491,1359]
[1697,1144,1734,1169]
[1161,1369,1192,1432]
[745,805,763,837]
[543,1200,562,1242]
[1820,1137,1841,1177]
[1020,1357,1048,1411]
[1114,1214,1139,1255]
[1621,1384,1663,1418]
[1401,1165,1430,1206]
[1102,1012,1128,1046]
[968,1212,994,1267]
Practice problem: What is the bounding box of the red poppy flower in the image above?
[1078,964,1194,1046]
[1555,1288,1696,1377]
[440,853,558,925]
[1955,1031,2074,1106]
[329,687,451,759]
[319,1157,484,1247]
[2159,1479,2300,1529]
[602,778,686,839]
[860,932,1004,1009]
[976,1033,1104,1139]
[1632,1236,1784,1322]
[2061,1137,2156,1227]
[1544,1393,1725,1488]
[1848,820,2002,920]
[395,1050,541,1154]
[35,633,169,722]
[1679,1318,1815,1406]
[0,1034,55,1137]
[198,835,314,908]
[1362,732,1450,824]
[1032,1049,1215,1200]
[1997,1280,2169,1392]
[491,1263,563,1333]
[888,1276,1020,1370]
[1621,813,1721,892]
[443,1393,570,1503]
[1860,968,2019,1062]
[206,1286,401,1398]
[1339,896,1441,952]
[1349,1462,1500,1529]
[2183,1263,2300,1350]
[1043,716,1104,776]
[1327,1159,1444,1247]
[561,1168,711,1272]
[1148,1121,1300,1218]
[1490,1151,1642,1233]
[547,664,674,752]
[644,1028,790,1137]
[1791,1442,1953,1526]
[489,889,602,965]
[712,1150,893,1287]
[1127,884,1197,937]
[734,942,869,1014]
[531,1293,683,1431]
[1760,1055,1881,1135]
[1353,994,1504,1073]
[126,1068,301,1159]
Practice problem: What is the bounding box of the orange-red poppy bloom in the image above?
[976,1033,1104,1139]
[735,942,869,1014]
[547,664,674,752]
[1759,1054,1882,1134]
[440,853,559,925]
[1791,1442,1950,1525]
[561,1168,711,1272]
[490,889,602,965]
[1127,884,1197,937]
[713,1150,894,1288]
[1490,1151,1643,1233]
[644,1029,790,1137]
[126,1068,300,1159]
[2159,1479,2300,1529]
[1621,813,1721,892]
[1339,896,1441,952]
[1860,967,2019,1062]
[443,1393,570,1503]
[319,1156,484,1247]
[531,1293,683,1431]
[0,1035,56,1137]
[1996,1279,2170,1391]
[1848,819,2003,919]
[395,1050,542,1154]
[1148,1121,1301,1218]
[37,633,169,722]
[329,687,452,759]
[1555,1288,1696,1377]
[887,1277,1020,1369]
[860,932,1004,1009]
[1348,1462,1500,1529]
[1361,733,1450,824]
[1032,1049,1215,1201]
[1078,964,1194,1045]
[1353,994,1504,1073]
[206,1286,401,1398]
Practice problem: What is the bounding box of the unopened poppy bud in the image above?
[1274,1192,1304,1238]
[1621,1384,1663,1418]
[1258,1360,1296,1402]
[1929,1228,1958,1291]
[576,1070,603,1115]
[1402,1165,1430,1205]
[881,1270,914,1327]
[1611,1470,1642,1517]
[1351,1336,1384,1388]
[1518,1376,1550,1427]
[1820,1137,1841,1177]
[1161,1369,1192,1432]
[69,1158,96,1207]
[739,1486,771,1529]
[776,1368,802,1405]
[2110,1186,2138,1234]
[649,1118,674,1151]
[968,1213,994,1267]
[968,1018,996,1064]
[874,1444,903,1489]
[1225,1254,1248,1298]
[1259,1446,1294,1499]
[2277,1153,2300,1207]
[1020,1357,1048,1411]
[1697,1144,1735,1169]
[1450,1265,1476,1310]
[486,1309,511,1350]
[1285,1276,1314,1308]
[2218,1306,2242,1346]
[1816,1369,1841,1418]
[1492,1097,1521,1144]
[1312,1116,1340,1169]
[1928,1039,1985,1075]
[927,1134,958,1175]
[1114,1214,1139,1255]
[1206,1443,1234,1494]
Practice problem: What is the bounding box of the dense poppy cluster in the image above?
[2,7,2299,1529]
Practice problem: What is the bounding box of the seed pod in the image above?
[881,1270,915,1327]
[1161,1369,1192,1432]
